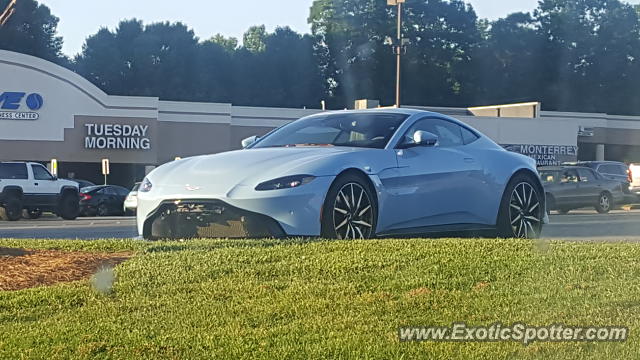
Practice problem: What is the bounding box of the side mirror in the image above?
[399,130,439,149]
[241,135,260,148]
[413,130,439,147]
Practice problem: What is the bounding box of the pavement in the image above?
[1,210,640,241]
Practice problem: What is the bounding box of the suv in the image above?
[563,161,636,203]
[0,162,80,221]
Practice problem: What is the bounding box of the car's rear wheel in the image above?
[595,192,612,214]
[321,173,377,239]
[97,203,110,217]
[497,174,543,239]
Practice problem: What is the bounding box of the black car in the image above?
[79,185,131,216]
[563,161,635,203]
[539,166,625,214]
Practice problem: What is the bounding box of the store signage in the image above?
[0,91,44,120]
[84,124,151,150]
[502,144,579,166]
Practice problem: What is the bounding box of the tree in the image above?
[309,0,480,108]
[534,0,640,114]
[0,0,64,63]
[209,34,238,53]
[243,25,267,53]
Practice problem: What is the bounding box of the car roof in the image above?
[311,107,440,117]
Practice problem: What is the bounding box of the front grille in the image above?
[143,200,285,240]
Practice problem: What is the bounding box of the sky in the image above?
[38,0,640,57]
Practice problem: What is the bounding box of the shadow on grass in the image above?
[144,237,333,254]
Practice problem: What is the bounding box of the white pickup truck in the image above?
[0,162,80,221]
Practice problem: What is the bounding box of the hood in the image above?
[147,147,396,195]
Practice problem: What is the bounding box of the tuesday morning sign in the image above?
[84,123,151,150]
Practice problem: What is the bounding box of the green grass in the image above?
[1,238,640,359]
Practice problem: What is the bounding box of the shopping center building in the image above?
[2,49,640,187]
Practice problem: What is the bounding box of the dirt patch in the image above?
[0,248,132,291]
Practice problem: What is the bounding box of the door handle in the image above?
[464,158,475,163]
[34,182,39,186]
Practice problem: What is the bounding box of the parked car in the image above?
[138,108,549,240]
[66,179,95,189]
[0,161,79,221]
[79,185,131,216]
[539,166,625,214]
[123,182,140,215]
[563,161,636,204]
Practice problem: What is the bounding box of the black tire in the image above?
[496,174,544,239]
[557,208,570,215]
[24,209,42,219]
[595,192,613,214]
[58,192,80,220]
[321,173,377,239]
[1,197,23,221]
[97,203,110,217]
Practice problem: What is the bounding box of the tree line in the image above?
[1,0,640,115]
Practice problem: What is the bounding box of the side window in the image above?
[561,169,579,183]
[0,163,28,180]
[598,165,614,174]
[461,127,479,145]
[31,165,54,181]
[404,118,464,147]
[577,169,596,182]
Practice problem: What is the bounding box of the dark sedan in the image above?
[79,185,131,216]
[539,166,625,214]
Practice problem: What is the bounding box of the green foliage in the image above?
[0,0,64,64]
[1,238,640,358]
[4,0,640,114]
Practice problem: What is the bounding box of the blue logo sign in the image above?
[0,92,44,120]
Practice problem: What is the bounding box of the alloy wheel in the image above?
[333,182,373,239]
[508,182,542,238]
[599,194,610,212]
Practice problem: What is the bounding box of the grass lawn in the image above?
[1,237,639,359]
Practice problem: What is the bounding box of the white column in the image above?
[596,144,605,161]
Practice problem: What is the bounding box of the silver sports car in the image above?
[137,108,548,240]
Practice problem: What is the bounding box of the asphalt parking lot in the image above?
[1,209,640,241]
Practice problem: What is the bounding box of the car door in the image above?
[380,117,488,231]
[576,168,601,206]
[555,169,581,207]
[30,164,58,207]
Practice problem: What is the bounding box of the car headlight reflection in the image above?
[140,178,153,193]
[255,175,316,191]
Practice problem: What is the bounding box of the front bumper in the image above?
[143,200,286,240]
[136,176,335,239]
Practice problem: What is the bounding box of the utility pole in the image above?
[0,0,17,27]
[387,0,406,108]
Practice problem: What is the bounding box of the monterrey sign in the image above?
[502,144,579,166]
[84,123,151,150]
[0,91,44,120]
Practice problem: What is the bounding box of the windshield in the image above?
[252,113,409,149]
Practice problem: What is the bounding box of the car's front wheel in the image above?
[497,174,544,239]
[58,193,80,220]
[321,173,377,239]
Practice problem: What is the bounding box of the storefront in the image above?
[2,49,640,188]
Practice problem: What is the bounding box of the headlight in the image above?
[255,175,316,191]
[140,178,153,193]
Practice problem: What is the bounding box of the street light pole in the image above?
[395,1,402,108]
[388,0,405,108]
